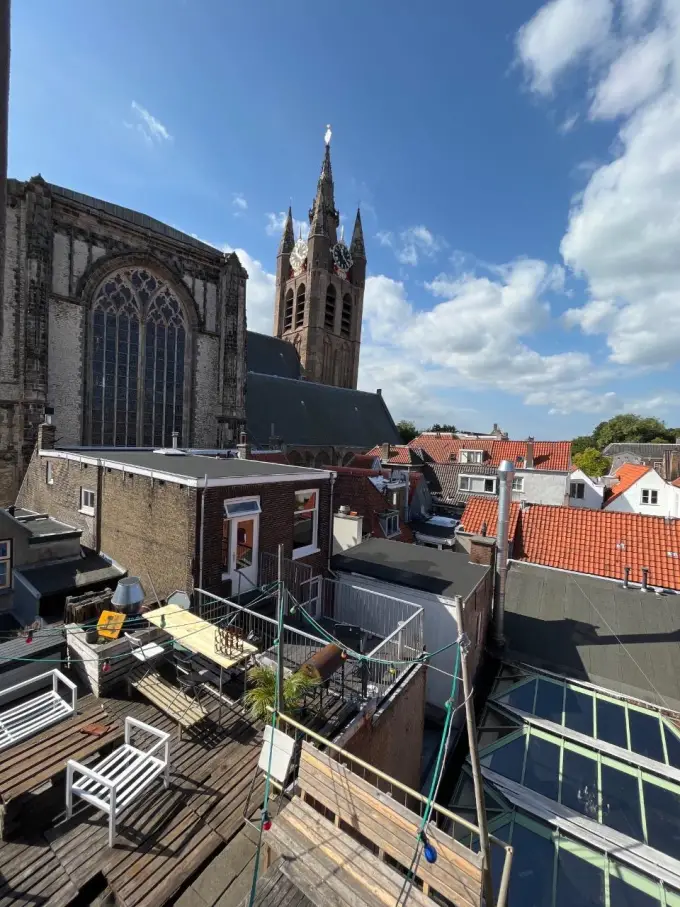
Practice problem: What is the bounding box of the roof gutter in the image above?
[495,459,514,647]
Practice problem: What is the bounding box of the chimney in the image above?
[525,436,535,469]
[495,459,515,647]
[381,442,391,462]
[38,407,56,451]
[480,520,487,537]
[641,567,649,592]
[171,431,179,449]
[237,431,251,460]
[376,388,382,397]
[622,566,630,589]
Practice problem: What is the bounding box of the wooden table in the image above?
[146,605,258,720]
[0,702,122,840]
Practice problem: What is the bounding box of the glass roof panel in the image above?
[596,698,628,749]
[601,763,644,841]
[561,748,599,819]
[629,709,665,763]
[564,687,594,736]
[609,873,660,907]
[643,779,680,861]
[497,678,537,713]
[523,734,560,801]
[666,725,680,770]
[506,820,554,907]
[555,847,605,907]
[485,734,526,784]
[534,678,565,724]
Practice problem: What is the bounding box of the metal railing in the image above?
[275,710,514,907]
[260,550,313,603]
[321,576,422,642]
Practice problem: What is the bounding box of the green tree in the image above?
[573,447,611,477]
[396,420,418,444]
[592,414,675,449]
[427,423,457,433]
[571,435,595,456]
[243,665,318,722]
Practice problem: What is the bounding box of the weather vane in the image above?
[324,124,332,146]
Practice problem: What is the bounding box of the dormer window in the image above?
[460,450,484,464]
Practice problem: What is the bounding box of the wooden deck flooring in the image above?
[0,682,357,907]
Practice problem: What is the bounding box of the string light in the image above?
[25,629,33,644]
[423,835,437,865]
[262,813,272,832]
[102,661,111,674]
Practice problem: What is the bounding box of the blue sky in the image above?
[9,0,680,439]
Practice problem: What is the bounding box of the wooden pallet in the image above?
[128,668,205,737]
[0,702,121,840]
[0,837,79,907]
[238,859,314,907]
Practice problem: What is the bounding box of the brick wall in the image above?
[200,478,332,594]
[337,665,427,789]
[469,536,495,566]
[99,469,197,602]
[333,473,414,544]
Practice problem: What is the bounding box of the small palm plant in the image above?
[244,665,319,722]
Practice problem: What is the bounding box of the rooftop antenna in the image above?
[324,124,332,146]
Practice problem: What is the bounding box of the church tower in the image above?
[273,130,365,389]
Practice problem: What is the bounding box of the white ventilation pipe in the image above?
[495,459,515,646]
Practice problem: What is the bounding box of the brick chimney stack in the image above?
[526,436,535,469]
[381,442,391,462]
[38,407,56,451]
[237,431,251,460]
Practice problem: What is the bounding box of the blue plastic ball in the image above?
[424,842,437,864]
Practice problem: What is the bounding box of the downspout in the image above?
[495,459,514,647]
[199,473,207,592]
[328,471,336,571]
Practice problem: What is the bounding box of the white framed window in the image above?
[224,498,262,519]
[46,461,54,485]
[459,475,496,494]
[380,511,400,538]
[512,477,524,492]
[0,540,11,590]
[570,482,585,500]
[460,450,484,464]
[641,489,658,505]
[293,489,319,559]
[80,488,96,515]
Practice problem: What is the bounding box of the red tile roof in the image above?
[519,505,680,590]
[604,464,651,506]
[459,497,521,540]
[365,445,424,465]
[406,435,571,471]
[348,454,380,470]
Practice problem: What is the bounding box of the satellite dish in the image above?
[167,591,191,610]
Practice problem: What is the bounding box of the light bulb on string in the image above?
[262,813,272,832]
[25,629,34,644]
[421,833,437,864]
[102,661,111,674]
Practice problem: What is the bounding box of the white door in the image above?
[230,514,259,588]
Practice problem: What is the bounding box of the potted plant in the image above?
[244,665,319,723]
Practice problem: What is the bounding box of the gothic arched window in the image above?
[325,284,336,331]
[89,268,188,448]
[341,293,352,337]
[284,288,294,332]
[295,284,306,329]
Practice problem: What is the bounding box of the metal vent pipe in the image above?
[495,459,515,646]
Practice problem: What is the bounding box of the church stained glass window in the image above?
[89,269,188,447]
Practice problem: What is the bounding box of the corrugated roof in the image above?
[247,332,301,380]
[604,463,651,506]
[246,373,400,449]
[459,496,521,540]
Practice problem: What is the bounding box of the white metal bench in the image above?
[66,716,170,846]
[0,669,77,751]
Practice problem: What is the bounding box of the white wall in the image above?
[606,469,680,516]
[333,514,363,553]
[566,468,604,510]
[335,571,460,710]
[512,470,568,506]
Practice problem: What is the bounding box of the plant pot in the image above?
[85,628,99,644]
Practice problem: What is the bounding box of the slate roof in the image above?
[603,442,680,458]
[519,504,680,590]
[603,463,651,506]
[404,435,571,471]
[504,560,680,709]
[331,537,488,600]
[459,496,521,540]
[246,332,301,380]
[421,463,497,507]
[48,183,220,255]
[246,373,400,450]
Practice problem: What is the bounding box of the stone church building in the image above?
[0,139,399,504]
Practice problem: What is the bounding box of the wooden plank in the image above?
[146,604,257,670]
[129,670,205,727]
[297,770,480,907]
[300,744,482,873]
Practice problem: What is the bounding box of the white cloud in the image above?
[232,194,248,215]
[129,101,171,144]
[622,0,656,30]
[590,29,671,119]
[265,211,308,239]
[375,224,442,266]
[516,0,614,95]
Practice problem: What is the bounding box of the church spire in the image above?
[278,206,294,254]
[308,125,337,238]
[350,208,366,259]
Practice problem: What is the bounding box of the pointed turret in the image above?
[350,208,366,259]
[309,192,329,238]
[308,134,338,242]
[278,206,294,255]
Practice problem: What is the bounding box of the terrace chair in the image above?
[66,716,170,846]
[124,631,165,680]
[170,644,208,721]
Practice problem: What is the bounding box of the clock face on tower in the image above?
[290,238,308,276]
[332,242,353,276]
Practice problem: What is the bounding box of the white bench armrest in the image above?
[67,758,115,790]
[125,716,171,752]
[52,669,77,711]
